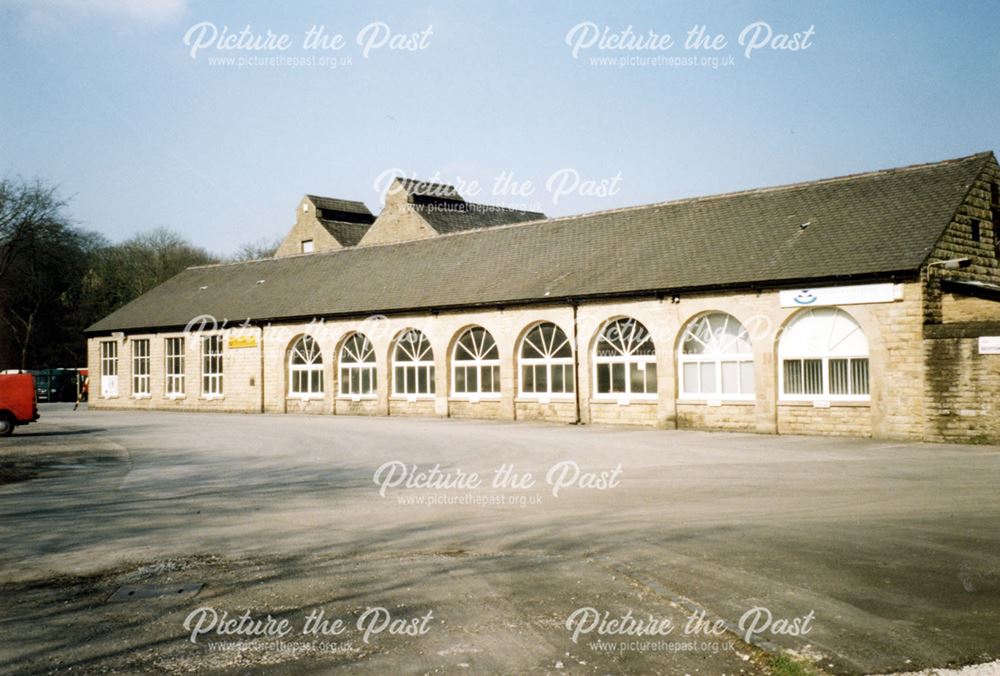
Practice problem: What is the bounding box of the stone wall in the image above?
[357,182,438,246]
[275,197,345,257]
[924,324,1000,443]
[675,402,756,432]
[920,158,1000,442]
[88,283,936,440]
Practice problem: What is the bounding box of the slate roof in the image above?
[306,195,372,215]
[415,201,547,234]
[304,195,375,247]
[395,178,463,201]
[319,220,370,247]
[87,152,994,333]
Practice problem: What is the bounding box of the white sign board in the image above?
[979,337,1000,355]
[779,283,899,308]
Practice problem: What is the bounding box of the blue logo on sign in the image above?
[794,290,817,305]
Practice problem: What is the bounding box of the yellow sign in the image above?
[228,336,258,349]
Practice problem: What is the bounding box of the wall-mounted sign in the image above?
[779,283,899,308]
[228,335,257,349]
[979,337,1000,355]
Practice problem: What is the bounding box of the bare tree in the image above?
[232,236,281,261]
[0,178,69,285]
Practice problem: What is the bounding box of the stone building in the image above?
[86,152,1000,442]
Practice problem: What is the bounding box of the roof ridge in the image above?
[188,151,994,270]
[305,194,367,204]
[397,177,458,189]
[420,200,546,216]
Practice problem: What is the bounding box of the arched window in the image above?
[393,329,435,397]
[678,313,754,398]
[339,332,377,397]
[519,322,574,398]
[594,318,657,397]
[289,335,324,397]
[779,308,869,400]
[452,327,500,398]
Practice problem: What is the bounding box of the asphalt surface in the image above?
[0,404,998,674]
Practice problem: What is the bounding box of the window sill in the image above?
[100,395,120,400]
[200,395,225,401]
[778,400,870,407]
[449,396,501,403]
[337,395,377,402]
[288,394,325,401]
[165,394,186,400]
[592,396,658,404]
[677,398,755,406]
[131,394,151,400]
[391,395,435,402]
[516,396,574,404]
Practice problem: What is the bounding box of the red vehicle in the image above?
[0,373,39,437]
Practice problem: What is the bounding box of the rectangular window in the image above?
[698,362,716,394]
[782,359,825,395]
[596,363,611,393]
[682,362,699,394]
[803,359,823,395]
[553,364,573,393]
[201,335,223,396]
[100,341,118,397]
[301,239,314,253]
[393,365,434,395]
[629,361,657,394]
[131,339,150,395]
[851,358,870,395]
[611,363,626,393]
[739,361,754,395]
[720,361,739,395]
[783,360,803,395]
[972,219,981,242]
[341,366,377,396]
[165,337,185,395]
[783,357,869,398]
[829,358,849,395]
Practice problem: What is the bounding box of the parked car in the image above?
[0,373,39,436]
[33,368,87,403]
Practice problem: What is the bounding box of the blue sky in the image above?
[0,0,997,254]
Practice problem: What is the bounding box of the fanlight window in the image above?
[453,327,500,397]
[594,318,657,397]
[394,329,435,396]
[679,313,754,398]
[519,322,574,397]
[289,335,324,396]
[779,308,870,400]
[340,333,377,397]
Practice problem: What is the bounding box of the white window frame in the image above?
[165,337,185,398]
[451,327,501,400]
[100,340,118,398]
[131,339,151,397]
[287,334,326,400]
[518,322,574,401]
[289,335,324,399]
[678,313,755,401]
[201,335,224,399]
[392,329,435,399]
[593,318,658,401]
[339,333,377,399]
[778,308,870,403]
